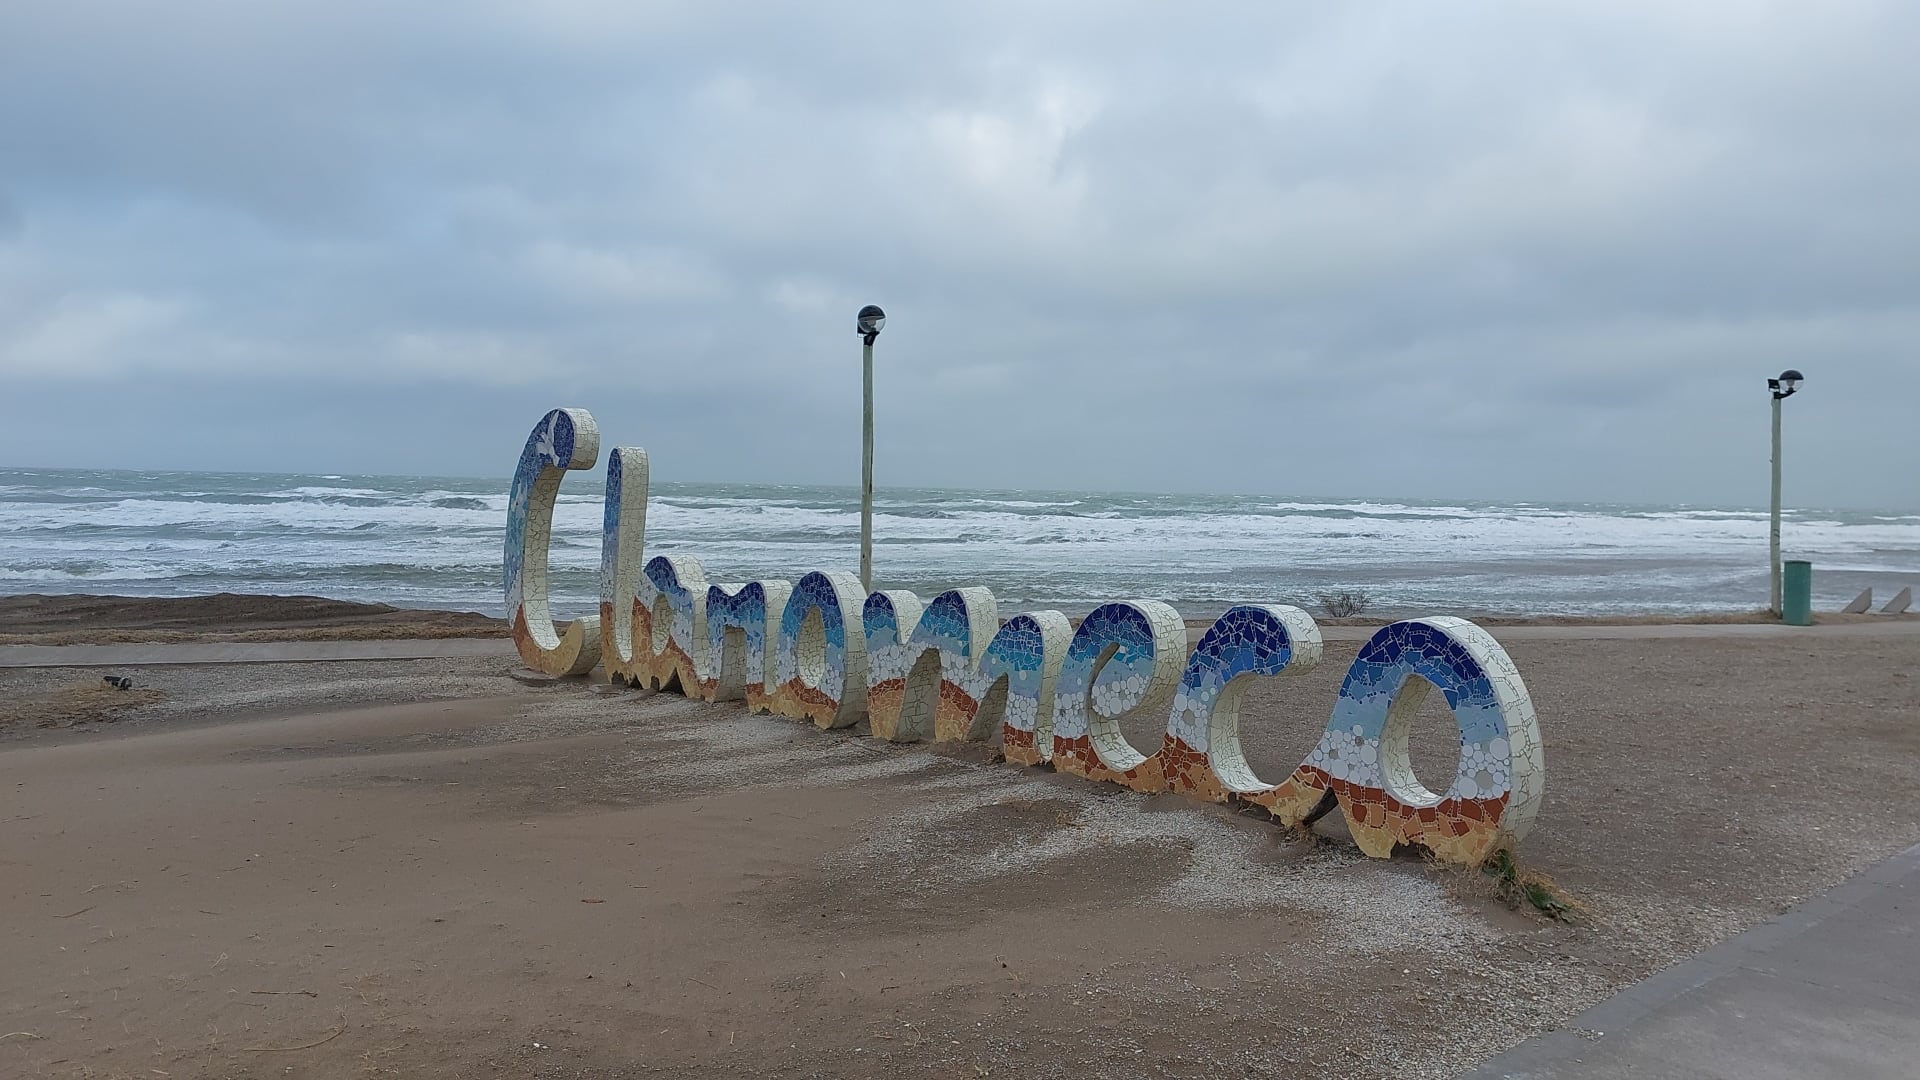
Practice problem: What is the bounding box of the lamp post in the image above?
[1767,368,1805,615]
[857,305,886,593]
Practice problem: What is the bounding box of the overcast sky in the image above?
[1,1,1914,508]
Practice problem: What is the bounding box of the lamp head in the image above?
[1770,368,1805,399]
[857,305,886,343]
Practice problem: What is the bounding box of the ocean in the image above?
[2,467,1916,620]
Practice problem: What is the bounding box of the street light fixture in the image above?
[857,305,886,592]
[1767,368,1806,615]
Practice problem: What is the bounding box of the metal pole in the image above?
[861,336,874,593]
[1770,392,1783,616]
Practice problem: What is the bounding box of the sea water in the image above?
[2,467,1915,618]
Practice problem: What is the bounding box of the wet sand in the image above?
[0,594,504,645]
[1,628,1917,1078]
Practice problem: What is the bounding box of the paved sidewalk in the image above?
[0,638,516,668]
[1464,840,1920,1079]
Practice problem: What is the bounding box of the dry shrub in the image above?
[1316,590,1372,619]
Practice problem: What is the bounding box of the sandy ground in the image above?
[1,629,1917,1079]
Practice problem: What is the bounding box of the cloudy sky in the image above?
[1,1,1914,508]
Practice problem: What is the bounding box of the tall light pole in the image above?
[857,305,886,593]
[1768,368,1805,616]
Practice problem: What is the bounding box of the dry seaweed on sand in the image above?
[1,681,167,729]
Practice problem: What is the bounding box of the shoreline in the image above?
[4,591,1913,647]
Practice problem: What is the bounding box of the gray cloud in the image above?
[1,1,1915,508]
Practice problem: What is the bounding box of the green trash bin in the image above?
[1782,560,1813,626]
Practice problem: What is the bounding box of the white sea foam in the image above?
[1,467,1915,616]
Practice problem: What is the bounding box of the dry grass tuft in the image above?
[1477,849,1587,921]
[1426,847,1587,921]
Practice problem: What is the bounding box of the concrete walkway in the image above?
[1464,840,1920,1079]
[0,638,516,668]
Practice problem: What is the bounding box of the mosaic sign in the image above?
[506,408,1545,865]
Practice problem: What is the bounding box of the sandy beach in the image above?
[1,599,1916,1078]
